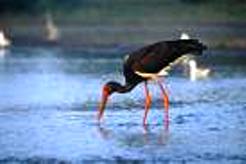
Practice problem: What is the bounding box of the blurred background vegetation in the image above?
[0,0,245,49]
[1,0,245,22]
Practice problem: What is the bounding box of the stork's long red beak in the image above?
[97,86,109,122]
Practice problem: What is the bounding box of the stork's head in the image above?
[97,81,122,121]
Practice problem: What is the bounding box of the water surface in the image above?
[0,47,246,163]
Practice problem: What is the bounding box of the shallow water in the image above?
[0,47,246,163]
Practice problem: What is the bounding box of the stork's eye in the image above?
[106,85,114,93]
[108,87,112,92]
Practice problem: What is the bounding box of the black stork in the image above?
[98,39,207,126]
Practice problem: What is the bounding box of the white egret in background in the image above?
[180,32,210,81]
[188,59,210,81]
[45,13,60,41]
[0,30,11,58]
[0,30,10,48]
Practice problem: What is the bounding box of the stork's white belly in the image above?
[135,55,189,79]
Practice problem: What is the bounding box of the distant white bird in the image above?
[0,30,10,48]
[180,32,190,40]
[45,13,60,41]
[188,59,210,81]
[180,32,211,81]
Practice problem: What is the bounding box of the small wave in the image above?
[194,152,246,162]
[0,156,164,164]
[0,156,70,164]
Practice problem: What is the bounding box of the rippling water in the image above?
[0,47,246,163]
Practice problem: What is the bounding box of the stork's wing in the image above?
[122,42,172,83]
[125,42,178,74]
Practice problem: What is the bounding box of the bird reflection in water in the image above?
[97,124,170,146]
[143,121,170,146]
[97,124,112,140]
[0,49,7,58]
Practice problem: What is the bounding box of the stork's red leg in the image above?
[157,80,169,127]
[143,81,152,126]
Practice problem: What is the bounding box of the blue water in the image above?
[0,47,246,163]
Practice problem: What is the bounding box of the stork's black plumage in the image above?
[98,39,207,126]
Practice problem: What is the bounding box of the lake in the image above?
[0,47,246,163]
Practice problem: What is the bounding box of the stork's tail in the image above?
[179,39,207,56]
[179,33,207,55]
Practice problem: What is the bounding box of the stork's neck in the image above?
[114,81,138,94]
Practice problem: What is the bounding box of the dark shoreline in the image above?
[1,21,244,50]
